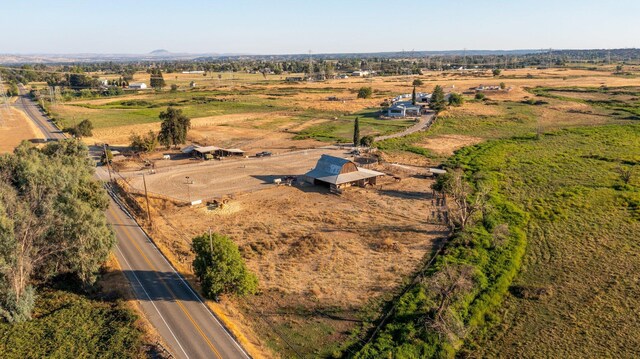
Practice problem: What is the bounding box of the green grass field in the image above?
[374,95,636,160]
[52,92,287,129]
[0,287,144,358]
[294,109,416,142]
[459,125,640,358]
[353,124,640,358]
[530,86,640,119]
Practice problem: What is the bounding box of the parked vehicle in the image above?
[256,151,272,157]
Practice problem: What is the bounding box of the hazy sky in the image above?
[2,0,639,54]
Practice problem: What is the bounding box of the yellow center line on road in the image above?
[107,205,223,359]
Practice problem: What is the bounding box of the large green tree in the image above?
[192,232,258,299]
[0,140,115,321]
[149,68,166,89]
[158,107,191,148]
[429,85,447,114]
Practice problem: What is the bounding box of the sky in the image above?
[1,0,639,54]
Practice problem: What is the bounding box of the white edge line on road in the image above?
[138,227,252,359]
[134,215,252,358]
[115,244,190,359]
[109,189,251,359]
[18,90,230,359]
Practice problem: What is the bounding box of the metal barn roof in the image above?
[305,154,384,185]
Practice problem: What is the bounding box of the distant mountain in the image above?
[149,49,171,55]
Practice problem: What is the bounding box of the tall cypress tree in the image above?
[353,117,360,147]
[412,86,417,105]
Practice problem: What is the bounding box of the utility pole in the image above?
[142,173,153,228]
[103,143,113,183]
[185,176,191,203]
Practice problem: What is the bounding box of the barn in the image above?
[304,155,384,191]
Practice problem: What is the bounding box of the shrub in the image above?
[360,135,375,147]
[475,93,486,100]
[65,119,93,138]
[129,131,159,153]
[412,79,424,86]
[357,87,373,99]
[448,93,464,107]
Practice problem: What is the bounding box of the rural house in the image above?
[387,101,424,118]
[303,154,384,190]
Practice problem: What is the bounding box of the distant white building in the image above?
[129,82,147,89]
[351,70,370,77]
[392,92,431,103]
[182,71,205,74]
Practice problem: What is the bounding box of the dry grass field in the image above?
[49,67,640,151]
[0,105,44,153]
[124,166,447,358]
[48,65,640,358]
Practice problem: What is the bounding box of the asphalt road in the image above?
[16,84,66,140]
[16,87,250,359]
[104,189,250,359]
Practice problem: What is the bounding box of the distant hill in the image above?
[149,49,172,56]
[1,48,639,64]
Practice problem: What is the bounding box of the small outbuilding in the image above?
[304,154,384,191]
[129,82,147,89]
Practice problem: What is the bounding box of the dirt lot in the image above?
[130,166,448,357]
[0,105,44,153]
[125,147,356,202]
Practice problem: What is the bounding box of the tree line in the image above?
[0,140,115,322]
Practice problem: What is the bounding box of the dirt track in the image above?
[375,112,435,141]
[126,147,354,202]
